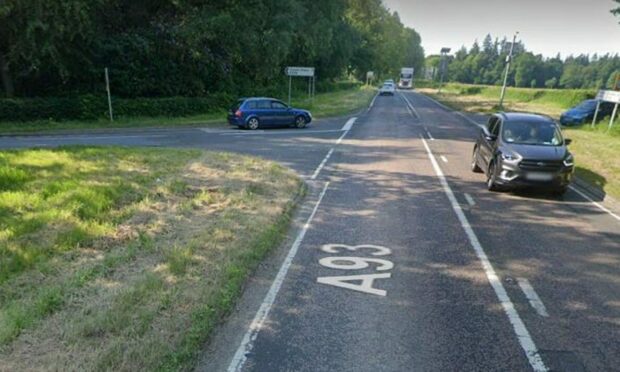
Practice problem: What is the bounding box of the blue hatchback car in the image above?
[228,97,312,130]
[560,99,614,126]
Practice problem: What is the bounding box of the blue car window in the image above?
[271,101,287,109]
[256,100,271,109]
[246,101,258,109]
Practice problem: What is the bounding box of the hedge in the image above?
[0,93,234,122]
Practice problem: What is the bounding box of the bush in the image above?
[0,94,234,122]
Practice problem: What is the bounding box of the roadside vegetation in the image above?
[418,82,620,200]
[0,147,302,370]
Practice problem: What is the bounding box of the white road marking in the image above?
[227,182,330,372]
[368,93,379,110]
[220,129,344,136]
[317,273,391,297]
[342,117,357,131]
[440,155,448,163]
[399,92,421,118]
[424,128,435,141]
[464,193,476,207]
[311,148,335,180]
[568,185,620,222]
[517,278,550,317]
[420,136,548,372]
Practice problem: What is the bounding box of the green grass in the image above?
[0,147,302,371]
[418,81,620,200]
[0,85,375,134]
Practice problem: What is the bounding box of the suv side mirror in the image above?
[564,138,572,145]
[482,127,497,141]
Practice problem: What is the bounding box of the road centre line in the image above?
[517,278,550,317]
[440,155,448,163]
[464,193,476,207]
[227,182,330,372]
[568,185,620,222]
[420,135,548,372]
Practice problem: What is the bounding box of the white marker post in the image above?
[104,68,114,122]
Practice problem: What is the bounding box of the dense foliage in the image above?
[428,35,620,90]
[0,0,424,99]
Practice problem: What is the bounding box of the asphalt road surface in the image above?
[3,92,620,372]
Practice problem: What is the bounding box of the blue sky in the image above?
[383,0,620,58]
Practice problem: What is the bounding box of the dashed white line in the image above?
[440,155,448,163]
[227,182,330,372]
[425,128,435,141]
[568,185,620,222]
[399,92,420,118]
[517,278,550,317]
[420,135,548,372]
[310,119,354,179]
[342,117,357,131]
[464,193,476,207]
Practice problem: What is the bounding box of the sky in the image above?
[383,0,620,58]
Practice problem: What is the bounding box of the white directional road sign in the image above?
[285,66,315,77]
[596,90,620,104]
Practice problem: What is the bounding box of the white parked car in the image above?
[379,83,395,96]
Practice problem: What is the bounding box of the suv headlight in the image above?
[563,154,574,167]
[501,152,521,163]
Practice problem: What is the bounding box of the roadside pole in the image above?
[499,32,519,109]
[591,100,601,127]
[288,75,292,106]
[438,47,450,93]
[105,67,114,122]
[609,103,619,131]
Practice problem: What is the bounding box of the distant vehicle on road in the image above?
[379,82,395,96]
[471,112,574,195]
[398,67,414,89]
[384,79,395,85]
[560,99,615,126]
[228,97,312,130]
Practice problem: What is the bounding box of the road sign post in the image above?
[499,32,519,109]
[285,67,315,106]
[104,67,114,122]
[592,90,620,129]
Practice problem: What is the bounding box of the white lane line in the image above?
[464,193,476,207]
[517,278,550,318]
[220,129,344,136]
[311,148,335,180]
[227,182,330,372]
[342,117,357,131]
[399,92,421,118]
[424,128,434,141]
[440,155,448,163]
[368,93,379,110]
[568,185,620,222]
[310,123,352,179]
[420,136,548,372]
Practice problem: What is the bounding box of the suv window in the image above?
[487,117,499,136]
[271,101,287,109]
[256,100,271,109]
[491,119,501,136]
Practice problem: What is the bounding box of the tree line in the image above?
[427,34,620,90]
[0,0,424,98]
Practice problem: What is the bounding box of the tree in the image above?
[612,0,620,21]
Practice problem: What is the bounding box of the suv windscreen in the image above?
[502,121,563,146]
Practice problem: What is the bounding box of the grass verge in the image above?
[0,147,303,371]
[418,82,620,200]
[0,85,376,134]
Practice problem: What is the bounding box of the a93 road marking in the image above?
[317,244,393,296]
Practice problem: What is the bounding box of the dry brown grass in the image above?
[0,149,302,371]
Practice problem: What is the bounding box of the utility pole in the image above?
[499,32,519,109]
[104,67,114,122]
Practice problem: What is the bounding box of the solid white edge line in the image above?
[227,182,330,372]
[369,93,379,109]
[342,117,357,131]
[517,278,550,318]
[464,193,476,207]
[568,185,620,222]
[420,135,548,372]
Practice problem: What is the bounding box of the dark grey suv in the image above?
[471,113,574,195]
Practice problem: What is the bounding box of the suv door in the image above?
[271,100,294,125]
[479,116,500,169]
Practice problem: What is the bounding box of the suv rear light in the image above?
[235,110,242,118]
